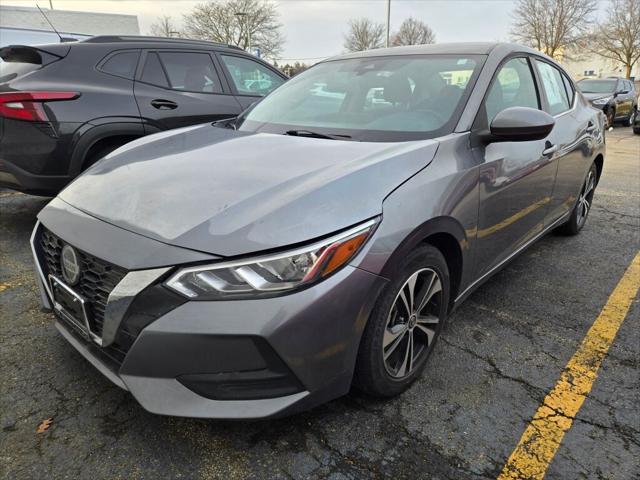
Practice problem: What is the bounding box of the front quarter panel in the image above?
[353,133,481,297]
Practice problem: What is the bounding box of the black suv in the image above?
[0,36,287,195]
[577,77,637,128]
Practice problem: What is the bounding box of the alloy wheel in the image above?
[382,268,443,379]
[577,169,595,227]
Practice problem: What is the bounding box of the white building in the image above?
[562,55,640,81]
[0,5,139,46]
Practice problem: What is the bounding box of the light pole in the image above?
[385,0,391,47]
[234,12,251,54]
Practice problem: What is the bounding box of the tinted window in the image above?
[535,60,570,115]
[158,52,222,93]
[140,52,169,88]
[577,79,617,94]
[484,57,539,124]
[624,80,633,92]
[221,55,284,96]
[100,51,139,79]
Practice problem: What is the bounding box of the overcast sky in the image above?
[5,0,607,62]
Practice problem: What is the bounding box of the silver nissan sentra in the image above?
[32,42,605,419]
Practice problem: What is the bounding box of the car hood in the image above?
[60,124,439,256]
[582,92,613,101]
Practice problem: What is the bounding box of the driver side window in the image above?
[484,57,539,125]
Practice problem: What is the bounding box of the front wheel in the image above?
[605,108,615,128]
[555,162,598,236]
[628,108,637,128]
[354,245,450,397]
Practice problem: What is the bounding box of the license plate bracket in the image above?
[48,275,92,341]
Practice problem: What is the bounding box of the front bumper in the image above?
[32,211,386,419]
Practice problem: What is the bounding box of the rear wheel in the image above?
[354,245,449,397]
[555,162,598,236]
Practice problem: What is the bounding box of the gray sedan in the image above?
[31,42,605,419]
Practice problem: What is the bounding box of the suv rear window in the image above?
[99,51,139,79]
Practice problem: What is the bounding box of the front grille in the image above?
[39,227,127,338]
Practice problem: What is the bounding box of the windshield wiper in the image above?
[284,129,352,140]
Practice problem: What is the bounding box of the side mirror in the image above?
[485,106,555,143]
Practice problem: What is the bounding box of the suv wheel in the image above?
[354,245,449,397]
[628,107,637,127]
[555,162,597,236]
[605,108,615,128]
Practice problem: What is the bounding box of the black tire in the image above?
[605,108,615,128]
[629,108,637,128]
[353,244,450,397]
[82,141,125,170]
[555,162,598,236]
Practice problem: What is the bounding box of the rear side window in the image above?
[220,55,284,96]
[158,52,223,93]
[534,60,571,115]
[99,51,139,79]
[140,52,169,88]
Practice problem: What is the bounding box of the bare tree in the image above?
[392,17,435,46]
[149,15,179,37]
[344,18,385,52]
[183,0,284,59]
[511,0,598,59]
[592,0,640,79]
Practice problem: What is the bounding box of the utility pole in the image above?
[385,0,390,47]
[234,12,251,54]
[49,0,54,9]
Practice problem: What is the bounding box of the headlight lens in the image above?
[165,219,377,299]
[592,97,611,105]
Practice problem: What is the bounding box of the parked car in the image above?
[32,42,605,419]
[0,36,286,195]
[577,77,637,127]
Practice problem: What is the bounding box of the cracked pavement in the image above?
[1,127,638,479]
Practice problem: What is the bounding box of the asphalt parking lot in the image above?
[1,127,639,480]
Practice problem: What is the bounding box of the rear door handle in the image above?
[151,99,178,110]
[543,142,558,157]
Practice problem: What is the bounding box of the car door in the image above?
[217,53,286,110]
[614,79,632,118]
[134,50,243,132]
[534,59,597,225]
[472,56,557,279]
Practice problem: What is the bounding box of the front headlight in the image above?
[592,97,612,105]
[165,219,377,299]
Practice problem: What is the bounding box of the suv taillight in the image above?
[0,91,80,122]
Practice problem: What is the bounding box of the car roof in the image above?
[326,42,540,61]
[70,35,246,53]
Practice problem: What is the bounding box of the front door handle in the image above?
[151,99,178,110]
[542,141,558,157]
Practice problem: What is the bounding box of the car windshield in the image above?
[577,79,616,94]
[237,54,485,142]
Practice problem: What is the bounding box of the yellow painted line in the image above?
[477,197,550,238]
[498,251,640,480]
